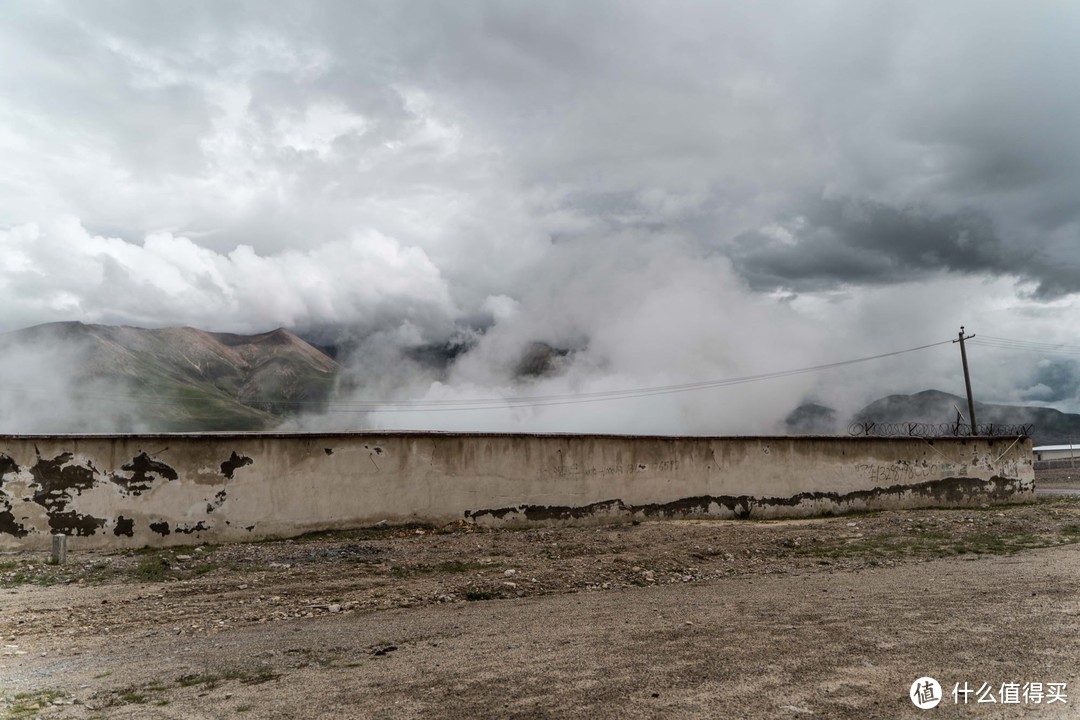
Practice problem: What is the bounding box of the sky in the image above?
[0,0,1078,432]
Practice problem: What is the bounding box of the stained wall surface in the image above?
[0,433,1034,549]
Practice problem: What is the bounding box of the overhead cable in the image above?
[74,338,954,413]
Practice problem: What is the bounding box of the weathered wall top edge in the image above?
[0,431,1031,443]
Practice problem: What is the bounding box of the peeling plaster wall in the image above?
[0,433,1034,550]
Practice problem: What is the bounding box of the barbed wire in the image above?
[848,421,1033,438]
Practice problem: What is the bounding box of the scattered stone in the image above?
[328,604,341,613]
[503,569,518,577]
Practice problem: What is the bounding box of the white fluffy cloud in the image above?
[0,219,455,334]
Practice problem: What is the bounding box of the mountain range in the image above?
[1,321,1077,441]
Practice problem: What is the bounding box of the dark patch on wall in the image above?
[0,453,19,484]
[0,454,22,537]
[464,476,1029,524]
[48,510,106,536]
[220,452,253,479]
[114,516,135,537]
[466,498,629,522]
[0,509,28,538]
[29,453,97,514]
[324,448,334,456]
[110,452,179,495]
[206,489,227,514]
[26,453,103,536]
[174,521,208,535]
[149,521,171,536]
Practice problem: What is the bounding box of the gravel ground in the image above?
[2,493,1079,718]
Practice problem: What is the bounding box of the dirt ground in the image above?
[2,481,1080,718]
[1037,466,1080,488]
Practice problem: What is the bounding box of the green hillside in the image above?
[0,322,340,432]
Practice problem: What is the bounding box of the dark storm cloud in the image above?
[1020,360,1080,404]
[729,197,1080,299]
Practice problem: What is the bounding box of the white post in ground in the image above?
[51,534,67,565]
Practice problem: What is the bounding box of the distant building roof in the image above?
[1033,445,1078,452]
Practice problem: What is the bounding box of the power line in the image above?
[969,335,1080,357]
[978,334,1080,350]
[72,338,954,413]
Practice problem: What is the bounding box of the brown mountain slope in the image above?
[0,322,341,431]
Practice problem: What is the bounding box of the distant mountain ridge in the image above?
[854,389,1080,446]
[0,322,340,431]
[786,389,1080,446]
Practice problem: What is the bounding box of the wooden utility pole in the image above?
[954,327,977,436]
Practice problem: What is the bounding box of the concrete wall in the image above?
[0,433,1034,550]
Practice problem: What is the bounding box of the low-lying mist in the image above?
[0,337,148,434]
[1,231,1076,436]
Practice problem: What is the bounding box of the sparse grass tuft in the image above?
[131,556,173,583]
[239,668,280,685]
[4,690,67,719]
[116,690,146,705]
[176,668,278,689]
[177,673,220,688]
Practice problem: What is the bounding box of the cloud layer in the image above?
[1,0,1078,428]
